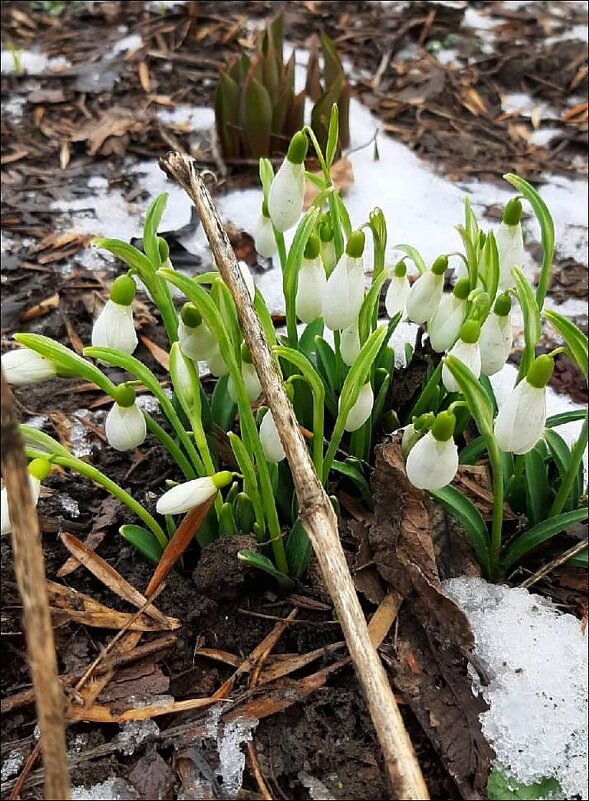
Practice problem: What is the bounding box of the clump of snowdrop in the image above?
[427,277,470,353]
[479,292,513,377]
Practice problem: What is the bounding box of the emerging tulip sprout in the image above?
[3,105,587,585]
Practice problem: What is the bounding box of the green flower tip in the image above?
[494,292,512,317]
[212,470,233,490]
[460,319,481,343]
[503,197,522,226]
[393,259,407,278]
[110,274,136,306]
[345,230,365,258]
[304,233,321,260]
[287,131,308,165]
[319,221,333,243]
[413,412,435,432]
[157,237,170,263]
[114,383,137,407]
[181,302,202,329]
[453,277,471,300]
[241,342,253,363]
[28,458,52,482]
[431,410,456,442]
[431,255,448,276]
[527,354,554,389]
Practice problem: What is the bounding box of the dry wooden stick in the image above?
[1,371,71,801]
[159,152,430,800]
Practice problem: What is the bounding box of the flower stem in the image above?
[144,412,196,480]
[487,440,505,580]
[549,410,588,517]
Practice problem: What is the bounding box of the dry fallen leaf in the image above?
[71,106,146,156]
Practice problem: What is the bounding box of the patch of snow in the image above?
[135,394,160,414]
[155,104,214,131]
[70,411,96,459]
[149,0,187,10]
[203,706,258,798]
[1,751,25,782]
[71,779,139,800]
[500,92,560,121]
[444,577,588,800]
[116,720,160,755]
[58,493,80,518]
[545,24,589,45]
[109,34,143,56]
[1,50,69,76]
[462,6,499,32]
[2,95,26,121]
[529,127,561,147]
[298,771,335,800]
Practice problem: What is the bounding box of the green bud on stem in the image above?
[393,260,407,278]
[431,410,456,442]
[526,354,554,389]
[304,233,321,260]
[110,274,136,306]
[287,131,308,165]
[459,319,481,344]
[431,255,448,276]
[181,302,202,329]
[114,383,137,408]
[453,277,471,300]
[503,198,522,227]
[345,230,365,258]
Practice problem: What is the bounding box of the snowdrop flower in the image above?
[442,320,482,392]
[384,260,410,319]
[178,303,217,362]
[237,260,256,302]
[157,237,183,299]
[295,234,326,324]
[323,231,366,331]
[401,412,435,458]
[253,204,277,259]
[206,347,229,378]
[495,198,524,292]
[343,381,374,432]
[91,274,138,355]
[494,355,553,455]
[228,345,262,404]
[259,409,286,463]
[340,321,361,367]
[1,458,51,536]
[480,293,513,376]
[319,219,336,273]
[1,348,57,386]
[156,471,233,515]
[427,277,470,353]
[105,385,147,452]
[268,131,308,232]
[406,256,448,325]
[406,410,458,490]
[169,342,199,419]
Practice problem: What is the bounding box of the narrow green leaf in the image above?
[20,425,72,458]
[546,409,588,428]
[358,271,388,344]
[394,244,427,275]
[512,266,541,382]
[228,432,265,533]
[459,437,486,465]
[544,429,572,477]
[143,193,168,268]
[299,318,324,358]
[332,459,372,505]
[285,518,312,579]
[92,238,153,276]
[240,75,273,158]
[544,308,588,383]
[211,375,236,431]
[430,485,490,575]
[524,445,550,526]
[238,550,295,589]
[326,103,339,167]
[487,767,561,801]
[501,507,588,570]
[120,524,164,564]
[443,354,494,438]
[259,158,275,201]
[566,547,588,569]
[314,336,338,392]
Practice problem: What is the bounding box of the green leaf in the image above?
[546,409,588,428]
[15,333,117,396]
[240,75,273,158]
[463,195,479,245]
[238,550,295,589]
[228,432,265,534]
[211,375,236,431]
[503,173,555,310]
[315,336,338,393]
[480,230,499,304]
[524,445,550,526]
[143,193,168,268]
[479,374,498,416]
[430,485,490,576]
[459,436,486,465]
[285,518,313,579]
[92,238,153,276]
[544,308,588,383]
[259,158,275,201]
[443,355,494,439]
[219,502,238,535]
[512,266,541,383]
[19,425,72,458]
[544,429,572,478]
[501,507,588,570]
[487,767,561,801]
[331,459,372,505]
[120,524,164,565]
[299,318,324,358]
[326,103,339,167]
[358,272,388,344]
[393,244,427,275]
[567,547,588,569]
[332,192,352,238]
[234,492,256,535]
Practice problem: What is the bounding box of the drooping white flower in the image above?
[1,348,57,386]
[494,355,553,455]
[406,256,448,324]
[322,231,366,331]
[156,471,232,515]
[237,261,256,302]
[228,361,262,404]
[92,274,138,355]
[206,347,229,378]
[267,131,308,232]
[384,261,410,319]
[405,411,458,490]
[495,198,524,292]
[343,382,374,432]
[178,317,217,362]
[296,239,326,324]
[426,278,469,353]
[169,342,198,416]
[259,410,286,463]
[253,211,277,259]
[480,294,513,377]
[400,413,435,458]
[1,459,50,536]
[442,320,482,393]
[320,222,337,273]
[105,387,147,452]
[340,322,361,367]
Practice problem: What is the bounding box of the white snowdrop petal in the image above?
[480,313,512,376]
[406,432,458,490]
[427,294,466,353]
[156,476,217,515]
[207,348,229,378]
[105,403,147,452]
[178,320,217,361]
[406,271,443,324]
[91,300,138,355]
[322,255,365,331]
[295,258,326,323]
[1,476,41,536]
[268,160,305,232]
[493,380,546,455]
[496,221,524,292]
[442,340,482,392]
[253,214,277,258]
[228,363,262,404]
[1,349,57,385]
[259,411,286,463]
[237,261,256,302]
[340,322,361,367]
[384,274,410,319]
[343,382,374,432]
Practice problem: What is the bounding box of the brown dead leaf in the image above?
[394,67,446,105]
[60,140,70,170]
[350,518,386,604]
[138,61,151,93]
[71,106,146,156]
[19,294,59,322]
[49,410,73,451]
[138,334,169,370]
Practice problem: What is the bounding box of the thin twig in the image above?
[158,152,430,800]
[1,371,71,800]
[520,538,588,589]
